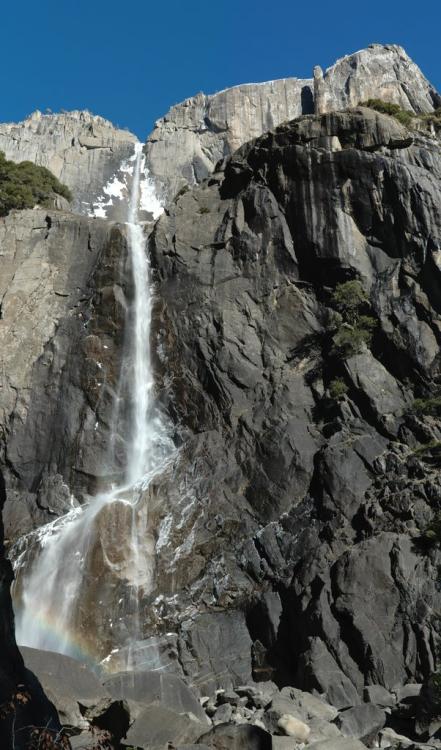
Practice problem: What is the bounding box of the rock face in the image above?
[145,77,313,201]
[0,110,137,211]
[313,43,441,115]
[147,106,441,701]
[0,208,129,539]
[145,44,439,200]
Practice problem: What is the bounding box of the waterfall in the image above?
[12,144,173,666]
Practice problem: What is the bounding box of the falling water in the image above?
[12,143,173,665]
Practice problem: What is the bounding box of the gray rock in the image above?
[335,703,386,744]
[70,734,98,749]
[123,703,206,749]
[217,689,241,706]
[296,638,360,709]
[20,646,109,729]
[308,718,344,745]
[271,739,299,750]
[314,44,439,115]
[101,633,185,675]
[236,683,278,709]
[149,105,441,696]
[177,611,253,694]
[344,351,408,436]
[213,703,233,724]
[277,714,310,740]
[103,669,208,723]
[197,722,273,748]
[378,727,414,747]
[396,684,423,702]
[0,209,127,527]
[364,685,396,708]
[308,739,369,750]
[279,687,338,721]
[0,110,137,211]
[146,44,439,200]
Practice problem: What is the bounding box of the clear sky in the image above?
[1,0,439,139]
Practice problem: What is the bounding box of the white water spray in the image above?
[12,144,173,664]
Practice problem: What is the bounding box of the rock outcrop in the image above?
[146,106,441,702]
[0,110,137,211]
[313,43,441,116]
[145,76,313,202]
[145,44,439,200]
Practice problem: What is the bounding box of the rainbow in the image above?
[16,606,103,670]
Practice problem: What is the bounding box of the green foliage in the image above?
[0,150,72,217]
[199,206,210,214]
[361,99,414,127]
[331,281,369,325]
[332,322,375,358]
[329,281,376,358]
[328,377,348,400]
[411,397,441,418]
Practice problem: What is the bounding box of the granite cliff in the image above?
[145,43,440,200]
[0,110,137,213]
[1,43,441,749]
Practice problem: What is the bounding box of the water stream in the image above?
[11,143,173,666]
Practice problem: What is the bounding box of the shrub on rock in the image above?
[0,150,72,216]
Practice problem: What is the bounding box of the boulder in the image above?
[363,685,396,708]
[278,687,338,722]
[103,668,208,723]
[271,739,299,749]
[296,638,360,709]
[213,703,233,724]
[277,714,310,740]
[308,718,345,745]
[308,739,370,750]
[123,703,207,749]
[396,684,422,703]
[236,683,278,709]
[335,703,386,744]
[378,727,414,747]
[177,611,253,694]
[21,646,109,730]
[197,723,273,749]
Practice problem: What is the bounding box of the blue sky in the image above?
[1,0,439,139]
